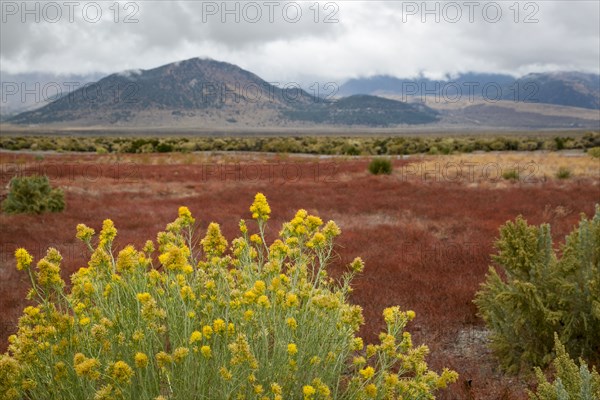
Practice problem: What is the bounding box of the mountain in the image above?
[338,73,515,98]
[506,72,600,109]
[0,72,104,120]
[8,58,312,125]
[7,61,597,130]
[283,95,438,126]
[338,71,600,110]
[8,58,437,127]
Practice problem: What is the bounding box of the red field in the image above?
[1,151,598,399]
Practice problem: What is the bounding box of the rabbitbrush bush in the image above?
[1,175,65,214]
[529,334,600,400]
[474,206,600,374]
[0,194,457,400]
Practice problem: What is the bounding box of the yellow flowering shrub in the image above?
[1,193,457,399]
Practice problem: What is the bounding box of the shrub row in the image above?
[1,132,599,155]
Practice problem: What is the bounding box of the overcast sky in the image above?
[1,1,599,84]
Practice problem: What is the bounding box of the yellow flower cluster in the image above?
[173,347,190,363]
[359,366,375,379]
[189,330,202,344]
[250,192,271,221]
[303,385,316,399]
[201,223,228,257]
[14,248,33,271]
[177,206,195,227]
[109,360,133,384]
[93,384,121,400]
[75,223,95,243]
[287,343,298,356]
[300,379,331,400]
[158,243,191,272]
[200,345,211,358]
[348,257,365,273]
[74,353,101,380]
[155,351,172,368]
[228,335,258,369]
[98,219,117,248]
[134,352,149,368]
[3,194,457,400]
[116,245,138,273]
[0,355,21,400]
[35,248,65,289]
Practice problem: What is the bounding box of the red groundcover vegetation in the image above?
[1,152,598,399]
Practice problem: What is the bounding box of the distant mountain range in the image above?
[3,58,598,130]
[338,71,600,110]
[0,72,104,119]
[6,58,438,127]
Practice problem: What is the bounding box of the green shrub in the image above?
[587,147,600,158]
[502,169,519,181]
[341,142,361,156]
[518,141,541,151]
[0,194,457,400]
[368,158,393,175]
[489,140,508,151]
[554,137,566,150]
[1,175,65,214]
[427,146,440,155]
[529,335,600,400]
[556,167,572,180]
[156,142,173,153]
[474,206,600,373]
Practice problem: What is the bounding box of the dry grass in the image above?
[399,151,600,184]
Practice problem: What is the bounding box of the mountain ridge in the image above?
[338,71,600,110]
[8,58,439,127]
[5,59,599,130]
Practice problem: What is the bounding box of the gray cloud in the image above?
[1,0,598,84]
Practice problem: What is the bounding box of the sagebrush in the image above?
[368,158,393,175]
[1,175,65,214]
[0,194,456,400]
[2,175,65,214]
[474,206,600,373]
[529,334,600,400]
